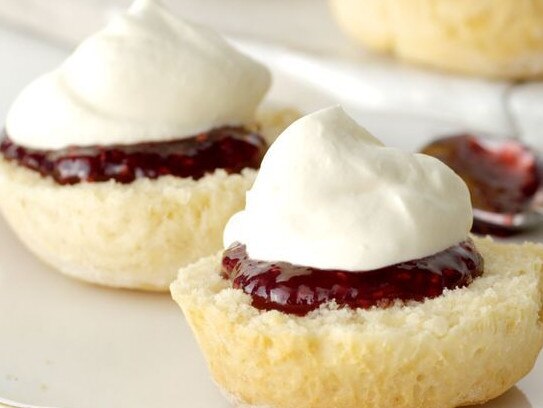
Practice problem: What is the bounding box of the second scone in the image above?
[0,0,297,290]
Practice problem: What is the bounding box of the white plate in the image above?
[0,26,542,408]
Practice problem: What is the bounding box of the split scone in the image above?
[0,0,297,291]
[329,0,543,80]
[171,107,543,408]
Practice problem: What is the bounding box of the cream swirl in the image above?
[224,106,473,271]
[6,0,271,149]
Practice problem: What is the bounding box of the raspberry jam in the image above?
[421,134,541,234]
[222,239,483,316]
[0,127,266,185]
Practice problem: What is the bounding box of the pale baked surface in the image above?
[329,0,543,80]
[0,159,256,291]
[171,237,543,408]
[0,108,298,291]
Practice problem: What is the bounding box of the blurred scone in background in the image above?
[330,0,543,79]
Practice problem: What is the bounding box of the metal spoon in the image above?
[420,133,543,235]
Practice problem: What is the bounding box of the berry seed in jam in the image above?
[0,127,266,185]
[421,134,541,234]
[222,239,484,316]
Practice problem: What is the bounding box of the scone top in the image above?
[6,0,271,150]
[224,106,473,271]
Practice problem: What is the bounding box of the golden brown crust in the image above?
[329,0,543,80]
[171,237,543,408]
[0,108,299,291]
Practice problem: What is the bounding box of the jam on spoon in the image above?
[421,134,542,235]
[0,127,266,185]
[222,239,483,316]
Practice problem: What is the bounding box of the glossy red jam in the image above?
[0,127,266,185]
[421,134,541,234]
[222,239,483,316]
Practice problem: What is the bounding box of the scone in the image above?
[0,0,297,291]
[329,0,543,80]
[171,107,543,408]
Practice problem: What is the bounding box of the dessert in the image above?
[172,107,543,408]
[0,0,296,290]
[329,0,543,79]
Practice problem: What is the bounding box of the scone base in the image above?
[0,158,256,291]
[172,237,543,408]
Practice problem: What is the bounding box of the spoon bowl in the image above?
[420,134,543,235]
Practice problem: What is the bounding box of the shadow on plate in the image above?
[466,387,532,408]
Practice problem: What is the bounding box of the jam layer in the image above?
[222,239,484,316]
[421,134,541,217]
[0,127,266,185]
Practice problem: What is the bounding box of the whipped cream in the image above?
[224,106,473,271]
[6,0,271,149]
